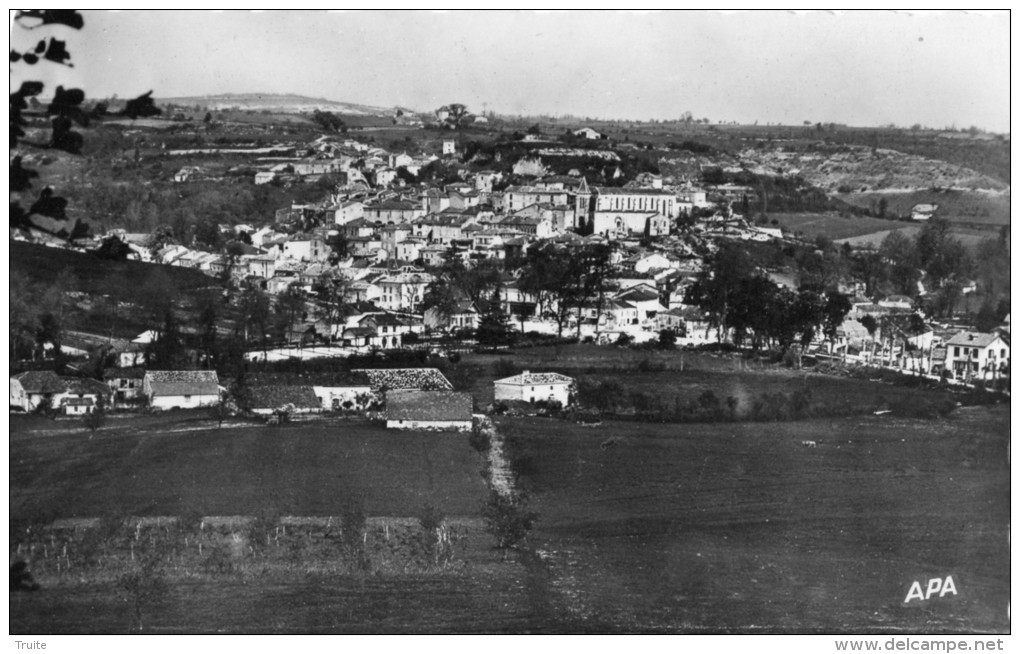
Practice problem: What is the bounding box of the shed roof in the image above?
[385,390,473,422]
[12,370,66,394]
[354,368,453,391]
[495,371,575,386]
[144,370,220,397]
[245,385,321,410]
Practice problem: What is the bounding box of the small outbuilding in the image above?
[384,390,473,431]
[493,371,575,406]
[143,370,220,410]
[244,385,323,416]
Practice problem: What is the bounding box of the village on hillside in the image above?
[8,9,1010,637]
[11,120,1010,421]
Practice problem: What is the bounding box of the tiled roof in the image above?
[60,397,95,407]
[945,331,1004,348]
[144,370,220,397]
[385,390,472,422]
[595,187,673,196]
[12,370,65,394]
[63,378,113,397]
[354,368,453,391]
[495,372,575,386]
[103,367,147,380]
[245,385,321,410]
[617,287,661,303]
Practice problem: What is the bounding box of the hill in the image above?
[156,92,407,117]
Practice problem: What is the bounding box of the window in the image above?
[954,347,960,357]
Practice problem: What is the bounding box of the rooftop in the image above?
[353,368,453,391]
[945,331,1005,348]
[244,385,321,411]
[495,371,575,386]
[385,390,473,422]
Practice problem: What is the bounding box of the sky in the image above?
[9,9,1012,132]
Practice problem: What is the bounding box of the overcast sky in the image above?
[10,10,1012,132]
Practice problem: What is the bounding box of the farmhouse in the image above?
[104,367,146,405]
[494,371,575,406]
[943,331,1010,379]
[10,372,113,414]
[10,370,66,412]
[384,389,473,430]
[244,385,323,416]
[143,370,220,410]
[573,127,606,140]
[911,203,938,221]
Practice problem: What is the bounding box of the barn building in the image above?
[143,370,220,410]
[384,390,473,430]
[493,371,575,406]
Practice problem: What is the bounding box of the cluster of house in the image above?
[10,363,578,432]
[97,133,765,352]
[830,297,1010,380]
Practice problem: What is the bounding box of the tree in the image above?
[850,250,886,298]
[311,110,346,132]
[518,243,579,338]
[145,310,187,369]
[879,230,920,296]
[657,329,677,350]
[685,242,755,342]
[421,276,460,331]
[313,272,352,344]
[147,225,177,260]
[476,290,515,350]
[273,283,306,342]
[82,405,106,438]
[481,490,537,550]
[821,291,852,343]
[212,401,232,429]
[196,289,220,367]
[11,11,162,242]
[94,235,132,261]
[916,218,970,289]
[441,103,472,129]
[237,283,271,349]
[11,273,41,360]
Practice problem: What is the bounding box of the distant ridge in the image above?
[155,92,409,116]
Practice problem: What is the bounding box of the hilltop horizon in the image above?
[150,91,1009,134]
[10,11,1009,135]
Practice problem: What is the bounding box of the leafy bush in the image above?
[481,490,537,550]
[468,422,490,453]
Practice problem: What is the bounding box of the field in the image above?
[10,412,485,520]
[770,212,909,241]
[843,190,1011,227]
[9,382,1009,632]
[507,406,1009,632]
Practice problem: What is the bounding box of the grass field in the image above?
[10,413,486,521]
[770,212,907,241]
[506,405,1010,632]
[9,392,1008,633]
[843,190,1010,227]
